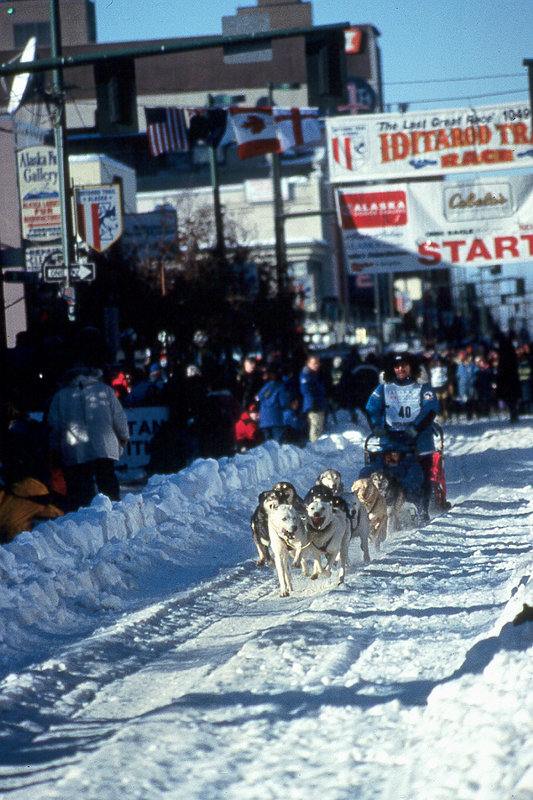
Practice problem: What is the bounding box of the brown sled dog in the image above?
[351,477,388,547]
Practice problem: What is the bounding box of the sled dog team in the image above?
[251,468,420,597]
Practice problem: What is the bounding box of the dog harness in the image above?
[305,519,335,552]
[274,523,311,550]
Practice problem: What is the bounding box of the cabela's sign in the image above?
[336,173,533,273]
[327,102,533,182]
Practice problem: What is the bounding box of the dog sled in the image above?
[363,423,449,516]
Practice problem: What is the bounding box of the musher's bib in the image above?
[384,383,422,430]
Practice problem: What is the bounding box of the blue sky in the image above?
[93,0,533,110]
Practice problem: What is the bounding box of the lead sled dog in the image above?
[266,502,309,596]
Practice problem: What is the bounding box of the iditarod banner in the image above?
[327,102,532,182]
[336,173,533,274]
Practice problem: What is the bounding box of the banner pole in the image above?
[374,274,384,352]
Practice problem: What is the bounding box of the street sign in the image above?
[43,263,95,283]
[70,263,95,281]
[44,266,67,282]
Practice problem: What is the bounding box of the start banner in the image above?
[336,173,533,274]
[327,102,532,183]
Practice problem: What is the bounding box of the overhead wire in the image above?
[387,71,526,85]
[384,69,530,107]
[386,89,529,106]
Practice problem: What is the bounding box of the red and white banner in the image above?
[229,107,281,159]
[273,107,322,152]
[75,184,122,253]
[327,102,533,182]
[336,173,533,274]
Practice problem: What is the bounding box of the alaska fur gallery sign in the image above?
[335,173,533,273]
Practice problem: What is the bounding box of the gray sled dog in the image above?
[313,468,344,495]
[307,475,370,565]
[251,488,283,566]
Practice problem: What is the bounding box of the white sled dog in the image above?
[306,482,370,566]
[267,503,309,597]
[305,496,350,583]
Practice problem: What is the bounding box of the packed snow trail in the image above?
[0,417,532,800]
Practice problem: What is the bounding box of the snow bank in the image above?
[0,427,366,677]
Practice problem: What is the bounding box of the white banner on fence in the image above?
[327,102,532,183]
[336,173,533,274]
[116,406,169,475]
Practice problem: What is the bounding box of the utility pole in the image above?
[268,83,301,295]
[206,93,244,262]
[207,94,226,262]
[268,83,287,296]
[207,94,225,261]
[49,0,75,285]
[524,59,533,112]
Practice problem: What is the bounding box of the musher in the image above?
[364,352,440,521]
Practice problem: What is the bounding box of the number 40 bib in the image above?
[384,383,422,430]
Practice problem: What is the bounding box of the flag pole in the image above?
[207,94,225,261]
[268,83,287,296]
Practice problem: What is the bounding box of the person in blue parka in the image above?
[365,352,440,520]
[257,367,290,442]
[299,353,328,442]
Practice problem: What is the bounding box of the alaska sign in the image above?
[336,173,533,273]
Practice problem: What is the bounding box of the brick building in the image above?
[0,0,383,341]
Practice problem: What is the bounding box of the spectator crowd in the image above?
[0,321,531,543]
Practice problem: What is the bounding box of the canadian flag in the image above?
[229,107,281,159]
[273,107,322,152]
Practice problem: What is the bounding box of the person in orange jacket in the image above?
[0,477,64,544]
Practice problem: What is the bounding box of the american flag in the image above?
[145,107,190,156]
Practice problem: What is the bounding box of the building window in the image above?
[14,22,51,48]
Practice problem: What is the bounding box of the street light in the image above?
[207,93,245,261]
[268,82,300,295]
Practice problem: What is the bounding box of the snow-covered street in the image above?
[0,414,532,799]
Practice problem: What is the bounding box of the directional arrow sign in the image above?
[43,263,95,283]
[70,263,95,282]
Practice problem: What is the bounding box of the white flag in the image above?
[273,107,322,152]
